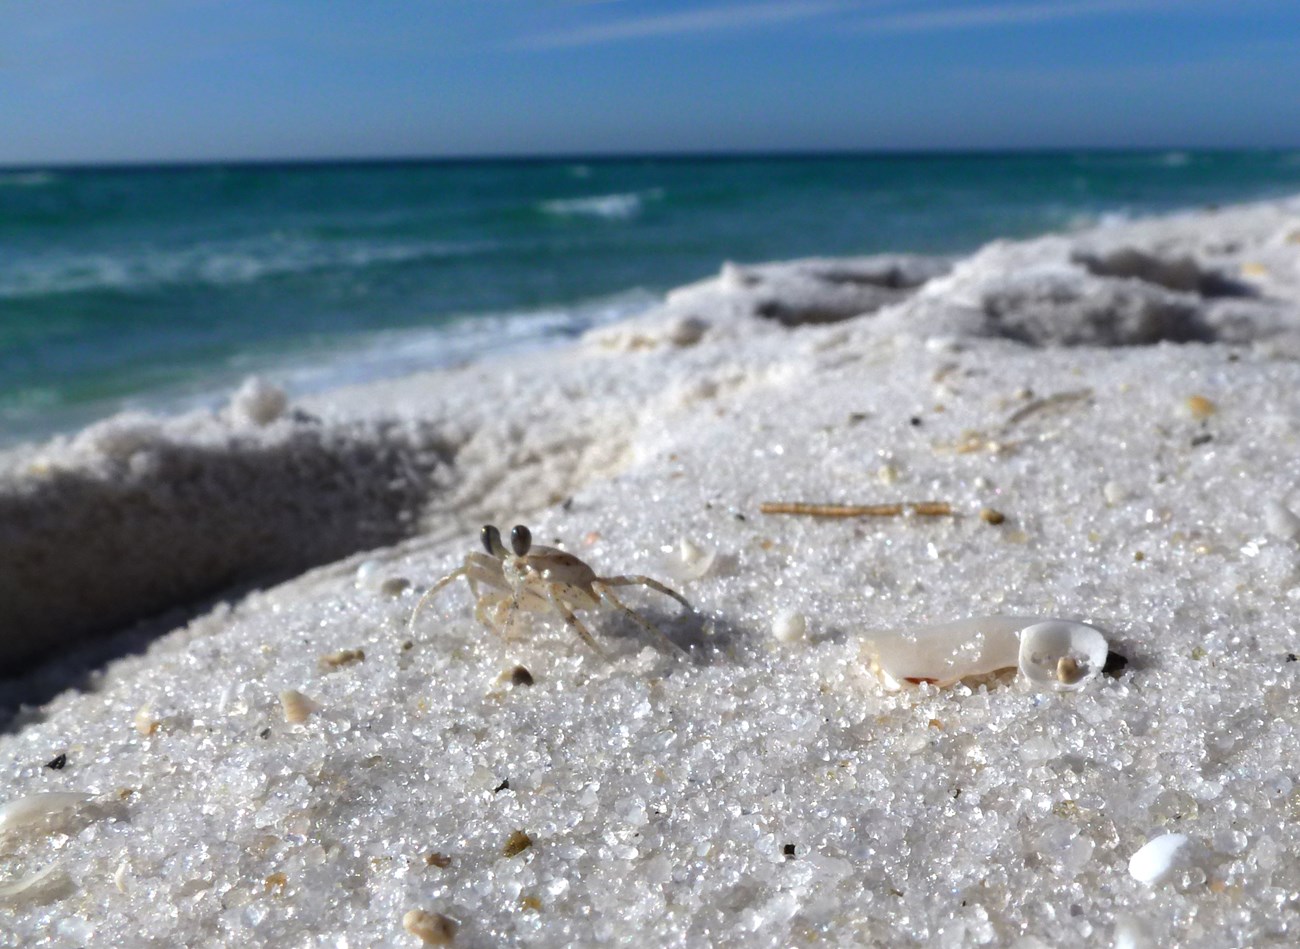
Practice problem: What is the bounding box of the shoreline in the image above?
[3,194,1300,945]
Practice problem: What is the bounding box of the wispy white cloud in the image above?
[857,0,1194,33]
[514,0,860,50]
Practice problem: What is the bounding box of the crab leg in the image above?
[546,585,611,661]
[592,581,686,654]
[596,575,694,613]
[408,553,508,635]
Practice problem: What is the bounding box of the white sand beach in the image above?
[4,196,1300,946]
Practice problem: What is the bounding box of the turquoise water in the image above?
[3,151,1300,445]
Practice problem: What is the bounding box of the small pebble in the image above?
[979,508,1005,525]
[380,577,411,597]
[279,690,319,724]
[425,852,452,868]
[45,753,67,771]
[503,829,533,857]
[1055,656,1084,685]
[1129,832,1191,885]
[1185,394,1216,420]
[1263,500,1300,541]
[229,376,288,426]
[402,909,457,945]
[319,648,365,671]
[667,316,709,346]
[1103,481,1126,505]
[507,665,534,687]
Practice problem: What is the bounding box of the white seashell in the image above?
[865,615,1110,691]
[1128,832,1190,885]
[0,792,91,834]
[1017,620,1109,692]
[355,559,382,588]
[863,615,1040,688]
[771,610,807,644]
[664,537,716,582]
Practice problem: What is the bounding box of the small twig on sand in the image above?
[759,501,954,518]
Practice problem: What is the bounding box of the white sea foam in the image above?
[226,289,658,397]
[0,236,497,299]
[540,188,663,220]
[0,289,660,450]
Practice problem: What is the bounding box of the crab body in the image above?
[409,525,692,658]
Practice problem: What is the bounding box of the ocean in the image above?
[3,150,1300,447]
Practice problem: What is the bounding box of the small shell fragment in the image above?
[279,690,319,724]
[0,792,91,834]
[1018,621,1109,693]
[1129,832,1191,885]
[134,705,160,737]
[403,908,457,945]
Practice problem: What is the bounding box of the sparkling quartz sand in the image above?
[3,198,1300,947]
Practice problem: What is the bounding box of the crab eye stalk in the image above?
[481,525,504,558]
[510,525,532,557]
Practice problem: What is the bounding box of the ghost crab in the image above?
[408,524,694,659]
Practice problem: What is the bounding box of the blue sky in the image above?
[1,0,1298,164]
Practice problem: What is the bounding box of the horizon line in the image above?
[3,145,1297,174]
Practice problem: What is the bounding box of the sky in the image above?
[1,0,1298,165]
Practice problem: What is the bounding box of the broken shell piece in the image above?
[134,705,160,737]
[0,792,91,834]
[279,690,319,724]
[403,908,457,945]
[0,861,64,900]
[863,615,1037,689]
[1018,621,1109,693]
